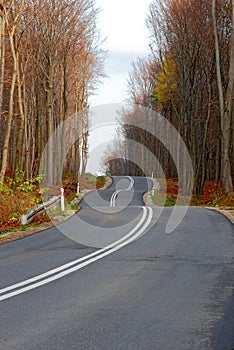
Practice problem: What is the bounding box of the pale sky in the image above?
[90,0,151,105]
[87,0,151,174]
[96,0,151,53]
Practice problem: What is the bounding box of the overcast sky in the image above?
[87,0,151,174]
[90,0,151,105]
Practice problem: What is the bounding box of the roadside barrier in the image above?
[20,196,60,226]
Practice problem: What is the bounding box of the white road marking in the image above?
[0,207,153,301]
[110,176,134,207]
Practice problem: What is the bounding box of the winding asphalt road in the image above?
[0,176,233,349]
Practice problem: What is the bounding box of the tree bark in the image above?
[0,33,17,182]
[212,0,233,193]
[0,12,5,119]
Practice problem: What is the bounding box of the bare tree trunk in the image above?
[200,83,211,194]
[212,0,233,193]
[0,12,5,170]
[0,1,25,182]
[0,36,17,182]
[0,12,5,118]
[16,53,26,170]
[232,102,234,168]
[222,0,234,192]
[46,61,54,186]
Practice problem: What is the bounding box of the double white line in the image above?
[0,206,153,302]
[110,176,134,207]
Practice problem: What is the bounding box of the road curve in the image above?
[0,176,233,350]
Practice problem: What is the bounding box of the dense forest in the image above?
[0,0,104,186]
[0,0,234,197]
[105,0,234,195]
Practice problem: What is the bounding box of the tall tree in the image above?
[0,0,25,183]
[0,0,105,184]
[212,0,233,192]
[105,0,233,195]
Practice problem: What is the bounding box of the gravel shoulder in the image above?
[211,208,234,224]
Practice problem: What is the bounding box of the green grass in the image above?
[207,195,226,207]
[67,194,78,203]
[164,199,177,206]
[96,175,107,189]
[0,222,42,236]
[151,190,177,206]
[81,173,96,185]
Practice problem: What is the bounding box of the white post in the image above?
[151,171,154,178]
[151,186,155,196]
[61,188,65,212]
[77,182,80,195]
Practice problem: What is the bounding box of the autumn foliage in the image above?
[0,0,105,185]
[105,0,234,196]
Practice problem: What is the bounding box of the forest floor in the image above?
[151,178,234,224]
[0,174,110,244]
[0,176,233,245]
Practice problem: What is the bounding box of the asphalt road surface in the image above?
[0,176,233,350]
